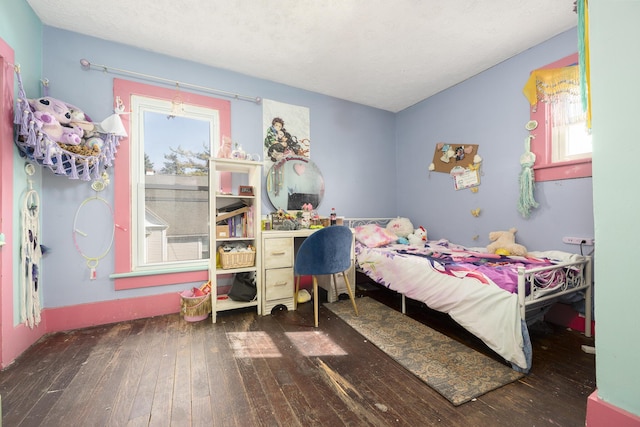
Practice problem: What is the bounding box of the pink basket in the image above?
[180,290,211,322]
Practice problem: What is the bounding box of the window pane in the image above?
[140,110,213,266]
[552,122,592,162]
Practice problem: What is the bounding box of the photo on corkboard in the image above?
[431,143,479,173]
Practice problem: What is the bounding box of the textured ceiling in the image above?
[26,0,577,112]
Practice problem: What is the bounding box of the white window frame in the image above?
[130,95,220,273]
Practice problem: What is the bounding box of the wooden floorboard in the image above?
[0,284,596,426]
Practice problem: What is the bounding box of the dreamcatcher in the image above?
[20,163,42,328]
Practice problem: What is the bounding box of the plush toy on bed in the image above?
[407,226,427,246]
[386,217,413,244]
[486,227,527,256]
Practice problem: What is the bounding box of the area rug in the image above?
[325,297,524,406]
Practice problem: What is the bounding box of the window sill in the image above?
[533,158,592,181]
[112,266,208,290]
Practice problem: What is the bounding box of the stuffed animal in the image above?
[29,97,75,143]
[30,97,72,126]
[486,227,527,256]
[407,226,427,246]
[217,136,233,159]
[60,125,84,145]
[84,135,104,151]
[386,217,414,239]
[33,110,64,141]
[68,107,95,135]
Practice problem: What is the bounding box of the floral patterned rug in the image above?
[325,297,524,406]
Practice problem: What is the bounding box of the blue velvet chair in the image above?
[294,225,359,327]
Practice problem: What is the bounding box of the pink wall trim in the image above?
[586,390,640,427]
[112,78,230,290]
[42,292,183,333]
[529,52,592,182]
[115,270,207,290]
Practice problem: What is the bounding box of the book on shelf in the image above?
[218,206,254,238]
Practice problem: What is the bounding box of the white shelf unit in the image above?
[209,158,262,323]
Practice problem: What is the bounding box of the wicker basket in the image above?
[218,246,256,269]
[180,291,211,322]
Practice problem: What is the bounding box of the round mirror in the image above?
[266,156,325,211]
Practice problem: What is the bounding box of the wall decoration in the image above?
[13,67,123,182]
[20,164,42,328]
[452,166,480,191]
[518,120,540,218]
[430,143,479,173]
[262,99,310,175]
[449,154,483,191]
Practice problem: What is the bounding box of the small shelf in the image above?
[214,296,259,312]
[209,158,262,323]
[216,266,257,275]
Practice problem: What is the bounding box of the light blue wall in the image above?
[590,0,640,417]
[396,30,595,252]
[0,0,43,325]
[38,27,397,307]
[0,0,42,95]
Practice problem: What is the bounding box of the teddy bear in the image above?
[407,226,427,246]
[486,227,528,256]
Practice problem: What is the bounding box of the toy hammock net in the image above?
[13,67,121,181]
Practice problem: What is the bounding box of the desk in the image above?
[261,228,355,315]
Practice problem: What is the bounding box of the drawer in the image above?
[263,238,293,269]
[265,268,294,301]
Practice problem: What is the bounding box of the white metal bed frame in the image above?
[345,218,593,338]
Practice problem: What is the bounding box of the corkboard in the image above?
[431,143,479,173]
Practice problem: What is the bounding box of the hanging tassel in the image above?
[103,136,116,166]
[518,136,539,219]
[43,142,53,165]
[80,158,91,181]
[18,109,30,136]
[69,156,79,179]
[26,122,37,147]
[518,165,539,218]
[92,157,101,180]
[15,99,27,128]
[35,133,49,159]
[55,152,65,175]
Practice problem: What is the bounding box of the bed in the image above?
[345,218,592,373]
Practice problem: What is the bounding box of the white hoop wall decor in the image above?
[72,195,115,279]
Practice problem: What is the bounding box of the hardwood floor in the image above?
[0,283,596,427]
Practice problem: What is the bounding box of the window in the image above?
[525,53,592,181]
[112,79,230,290]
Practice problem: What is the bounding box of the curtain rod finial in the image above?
[80,59,91,70]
